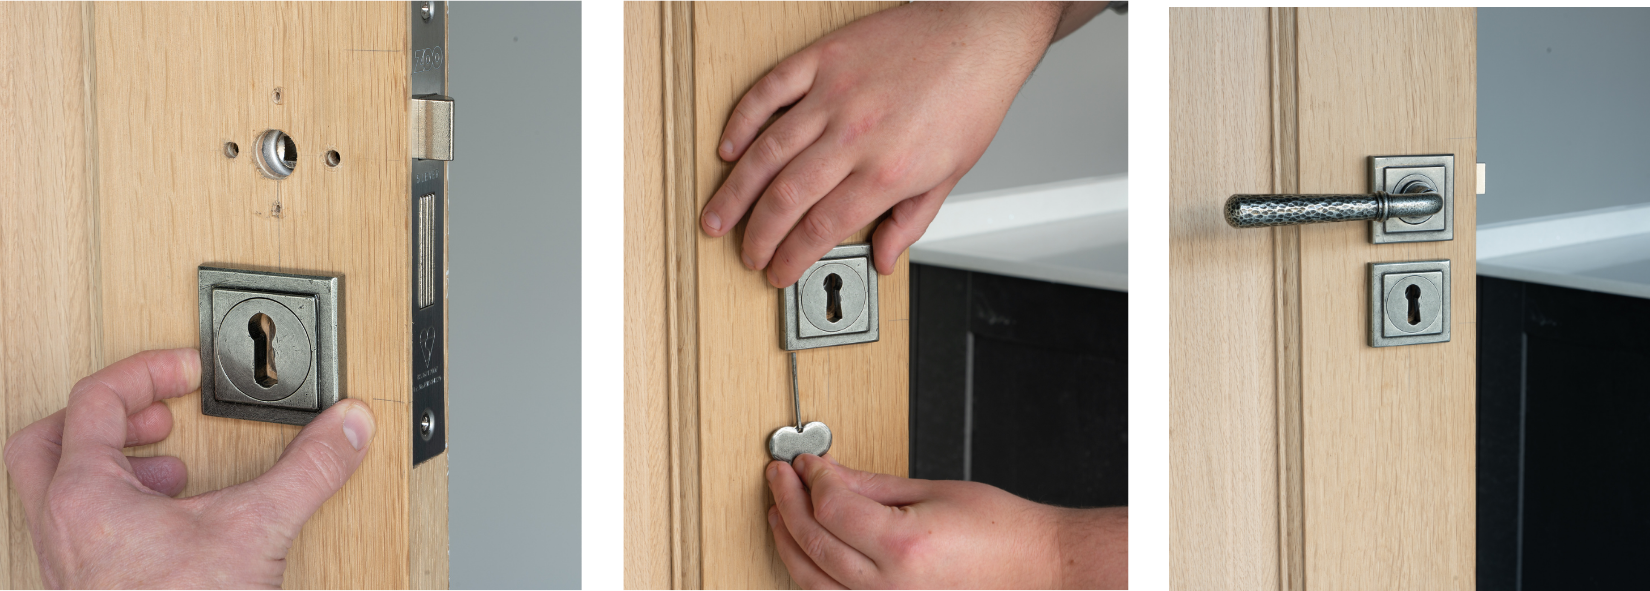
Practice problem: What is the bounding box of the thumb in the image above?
[225,399,375,540]
[816,454,932,507]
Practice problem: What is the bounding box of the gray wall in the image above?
[951,10,1126,198]
[1480,8,1650,224]
[448,2,580,588]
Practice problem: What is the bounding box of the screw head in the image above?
[420,1,432,21]
[419,408,436,441]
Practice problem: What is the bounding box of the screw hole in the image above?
[272,87,283,104]
[224,142,239,158]
[325,150,341,167]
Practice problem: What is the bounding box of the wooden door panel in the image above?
[626,2,906,588]
[1296,9,1476,588]
[3,3,447,587]
[1171,7,1476,589]
[1168,8,1286,590]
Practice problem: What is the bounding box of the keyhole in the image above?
[249,313,279,387]
[823,273,843,323]
[1405,284,1422,326]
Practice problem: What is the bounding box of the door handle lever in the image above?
[1225,183,1442,229]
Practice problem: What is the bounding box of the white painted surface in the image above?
[1477,202,1650,299]
[913,175,1128,291]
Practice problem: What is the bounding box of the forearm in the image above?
[1054,506,1128,589]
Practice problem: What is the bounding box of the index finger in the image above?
[59,349,200,469]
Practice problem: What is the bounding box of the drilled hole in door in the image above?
[249,312,279,387]
[823,273,843,323]
[1406,284,1421,326]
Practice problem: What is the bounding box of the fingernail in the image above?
[703,211,722,233]
[720,140,733,157]
[766,462,779,480]
[342,403,375,451]
[742,253,756,270]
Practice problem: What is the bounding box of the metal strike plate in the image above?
[782,243,879,350]
[1369,259,1451,347]
[199,266,342,424]
[1370,154,1454,243]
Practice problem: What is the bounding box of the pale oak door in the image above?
[3,3,448,587]
[1171,8,1476,590]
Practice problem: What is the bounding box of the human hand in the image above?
[766,454,1126,589]
[2,348,376,589]
[702,2,1092,288]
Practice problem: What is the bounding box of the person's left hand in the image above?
[700,2,1073,288]
[765,453,1066,589]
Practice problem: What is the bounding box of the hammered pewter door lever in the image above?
[1226,187,1441,227]
[1224,154,1456,243]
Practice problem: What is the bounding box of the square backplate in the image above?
[782,243,879,351]
[199,266,342,425]
[1369,259,1451,348]
[1370,154,1454,243]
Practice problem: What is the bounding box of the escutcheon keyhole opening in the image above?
[1406,284,1421,326]
[823,273,843,323]
[249,312,279,387]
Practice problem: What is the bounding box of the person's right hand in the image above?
[767,454,1092,589]
[2,348,376,589]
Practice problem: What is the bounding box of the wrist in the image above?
[921,1,1065,51]
[1053,506,1129,589]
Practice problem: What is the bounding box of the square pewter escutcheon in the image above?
[211,289,320,410]
[1369,154,1454,244]
[199,266,343,425]
[1368,259,1451,348]
[782,243,880,351]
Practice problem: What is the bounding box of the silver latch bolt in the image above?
[410,95,454,161]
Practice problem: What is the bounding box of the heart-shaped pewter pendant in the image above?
[769,421,832,462]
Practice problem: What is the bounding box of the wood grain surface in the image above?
[2,3,447,587]
[1295,8,1476,590]
[1169,8,1284,590]
[0,4,101,587]
[624,2,673,588]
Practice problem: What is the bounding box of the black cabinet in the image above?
[1479,276,1650,590]
[910,264,1127,508]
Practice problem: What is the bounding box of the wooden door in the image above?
[2,3,447,587]
[1170,8,1476,589]
[625,2,907,588]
